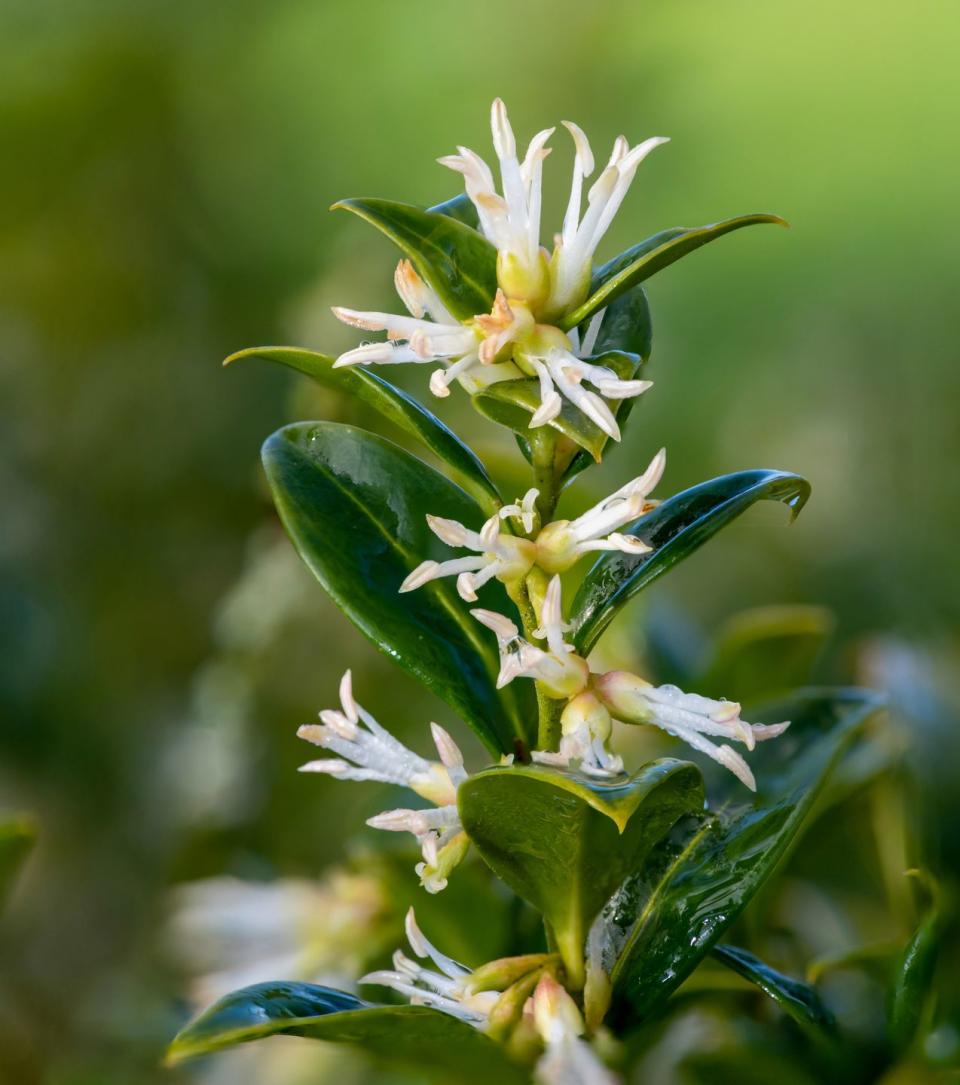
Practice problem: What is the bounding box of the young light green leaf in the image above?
[603,690,883,1023]
[571,470,811,656]
[262,422,532,754]
[226,346,500,513]
[333,198,496,321]
[166,981,527,1084]
[472,350,642,463]
[561,214,789,329]
[458,759,703,989]
[711,943,837,1038]
[696,605,834,704]
[0,815,35,909]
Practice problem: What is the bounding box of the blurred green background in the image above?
[1,1,958,1082]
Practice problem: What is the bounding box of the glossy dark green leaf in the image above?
[226,346,500,513]
[458,759,703,987]
[166,981,527,1084]
[429,192,480,228]
[587,282,653,359]
[602,689,882,1024]
[696,605,834,703]
[472,350,642,462]
[890,871,943,1051]
[0,815,35,909]
[712,944,836,1037]
[572,470,811,655]
[333,198,496,321]
[561,214,788,329]
[262,422,530,753]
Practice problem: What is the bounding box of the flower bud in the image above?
[497,249,551,310]
[593,670,654,724]
[534,521,581,573]
[561,691,612,744]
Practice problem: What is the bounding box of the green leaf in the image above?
[472,350,642,462]
[696,605,834,704]
[0,815,35,909]
[226,346,500,513]
[561,214,789,329]
[711,944,836,1038]
[333,198,496,321]
[890,870,943,1051]
[262,422,531,754]
[458,759,704,987]
[602,689,883,1023]
[571,470,811,656]
[166,981,527,1085]
[562,284,654,484]
[429,193,480,228]
[587,282,653,359]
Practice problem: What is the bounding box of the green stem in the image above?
[531,430,561,523]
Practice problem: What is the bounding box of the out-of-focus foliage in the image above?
[0,1,957,1082]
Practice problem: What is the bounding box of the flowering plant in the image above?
[165,101,897,1083]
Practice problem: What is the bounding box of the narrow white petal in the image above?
[579,310,605,357]
[405,909,470,980]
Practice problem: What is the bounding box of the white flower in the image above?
[520,345,653,440]
[297,671,470,891]
[547,123,669,316]
[439,98,554,305]
[594,671,791,791]
[399,508,536,602]
[471,576,589,700]
[532,974,619,1085]
[360,909,501,1026]
[499,486,540,534]
[329,100,665,437]
[332,262,524,398]
[535,448,665,571]
[531,690,623,779]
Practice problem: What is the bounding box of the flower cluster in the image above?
[363,910,615,1084]
[297,671,470,892]
[469,574,787,786]
[402,449,664,603]
[331,99,664,437]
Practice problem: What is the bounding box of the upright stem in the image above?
[531,430,561,524]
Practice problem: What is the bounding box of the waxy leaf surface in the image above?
[262,422,530,753]
[572,470,811,655]
[227,346,500,512]
[429,192,480,228]
[458,759,704,985]
[712,943,836,1037]
[562,214,788,329]
[166,981,526,1085]
[602,689,883,1023]
[334,198,496,321]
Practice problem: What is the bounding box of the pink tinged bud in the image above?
[533,974,585,1044]
[593,671,654,723]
